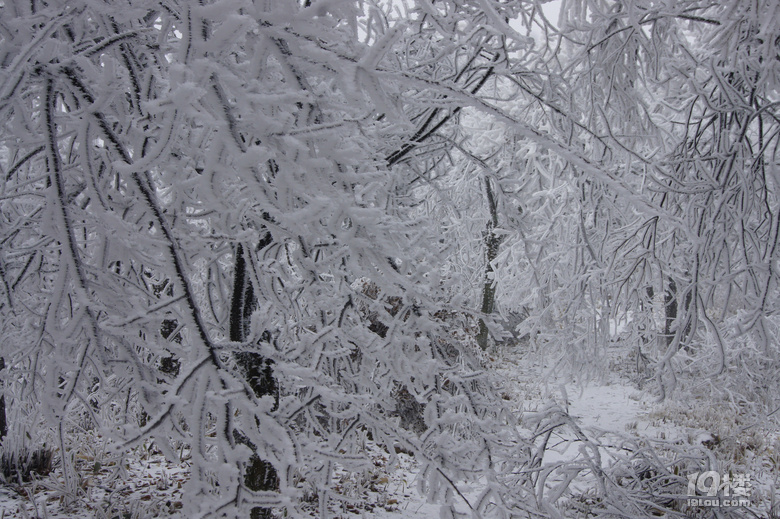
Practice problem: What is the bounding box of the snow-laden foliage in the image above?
[0,0,542,517]
[563,0,780,406]
[1,0,778,517]
[473,0,780,413]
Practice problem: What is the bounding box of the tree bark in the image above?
[664,277,677,347]
[230,242,278,519]
[0,357,6,445]
[477,177,502,350]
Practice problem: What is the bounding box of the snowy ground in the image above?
[1,344,777,518]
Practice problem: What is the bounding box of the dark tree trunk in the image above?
[476,229,500,350]
[682,280,693,347]
[664,277,678,347]
[664,276,695,352]
[0,357,6,445]
[634,286,654,386]
[359,282,427,434]
[477,177,502,350]
[159,318,181,377]
[230,241,278,519]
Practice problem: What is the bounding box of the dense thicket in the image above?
[1,0,777,517]
[0,0,531,516]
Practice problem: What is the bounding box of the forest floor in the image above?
[0,342,778,518]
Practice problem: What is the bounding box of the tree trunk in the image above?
[230,242,278,519]
[664,277,677,347]
[0,357,6,445]
[476,177,502,350]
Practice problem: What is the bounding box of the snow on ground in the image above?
[0,442,189,518]
[1,343,777,518]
